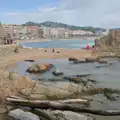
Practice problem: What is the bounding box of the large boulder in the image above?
[8,109,40,120]
[95,30,120,48]
[36,109,93,120]
[26,64,53,73]
[9,72,36,94]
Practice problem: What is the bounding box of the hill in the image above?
[23,21,105,33]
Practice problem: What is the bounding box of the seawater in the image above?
[20,39,95,49]
[9,58,120,120]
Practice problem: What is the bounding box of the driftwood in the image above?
[6,97,120,116]
[6,98,88,104]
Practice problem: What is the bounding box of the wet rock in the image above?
[48,78,64,82]
[68,58,78,62]
[96,63,112,68]
[24,60,35,62]
[40,110,93,120]
[97,60,108,64]
[85,58,99,62]
[26,64,53,73]
[8,109,40,120]
[73,60,87,64]
[52,69,63,76]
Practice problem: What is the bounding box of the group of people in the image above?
[4,37,20,45]
[44,48,60,53]
[84,44,95,50]
[4,37,14,44]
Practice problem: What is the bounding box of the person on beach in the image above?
[52,48,55,53]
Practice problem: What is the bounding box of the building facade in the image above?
[0,24,4,44]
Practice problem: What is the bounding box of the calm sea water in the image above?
[9,58,120,119]
[20,39,95,49]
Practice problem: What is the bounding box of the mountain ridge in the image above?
[23,21,106,32]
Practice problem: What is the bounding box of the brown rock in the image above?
[26,64,53,73]
[95,30,120,48]
[14,75,36,92]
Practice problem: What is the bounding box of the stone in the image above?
[8,109,40,120]
[95,30,120,48]
[19,112,40,120]
[41,110,93,120]
[8,109,24,119]
[26,64,53,73]
[14,75,36,92]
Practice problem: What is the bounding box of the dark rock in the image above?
[24,60,35,62]
[73,60,87,64]
[52,71,63,76]
[85,58,100,62]
[68,58,78,62]
[97,60,108,64]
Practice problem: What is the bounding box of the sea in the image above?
[20,39,95,49]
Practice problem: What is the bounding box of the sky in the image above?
[1,0,120,28]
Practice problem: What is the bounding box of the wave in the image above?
[21,45,32,49]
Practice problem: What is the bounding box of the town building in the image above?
[0,23,4,44]
[2,24,13,37]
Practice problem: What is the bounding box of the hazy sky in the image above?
[0,0,120,28]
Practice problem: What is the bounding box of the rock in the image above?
[26,64,53,73]
[8,109,24,119]
[19,112,40,120]
[52,69,63,76]
[14,75,36,93]
[33,83,71,100]
[40,110,93,120]
[95,30,120,48]
[24,60,35,62]
[85,58,99,62]
[68,58,78,62]
[8,109,40,120]
[97,60,108,64]
[9,72,20,81]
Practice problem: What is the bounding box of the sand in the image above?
[1,47,94,69]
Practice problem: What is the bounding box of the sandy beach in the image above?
[1,47,93,69]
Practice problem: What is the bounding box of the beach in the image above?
[0,43,120,120]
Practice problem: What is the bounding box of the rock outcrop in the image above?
[8,109,40,120]
[95,30,120,48]
[35,109,93,120]
[26,64,53,73]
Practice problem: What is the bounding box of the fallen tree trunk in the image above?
[6,98,88,104]
[6,97,120,116]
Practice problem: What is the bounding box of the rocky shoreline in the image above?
[0,45,120,120]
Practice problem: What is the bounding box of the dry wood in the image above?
[6,97,120,116]
[6,97,88,104]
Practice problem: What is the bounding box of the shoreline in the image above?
[20,37,96,44]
